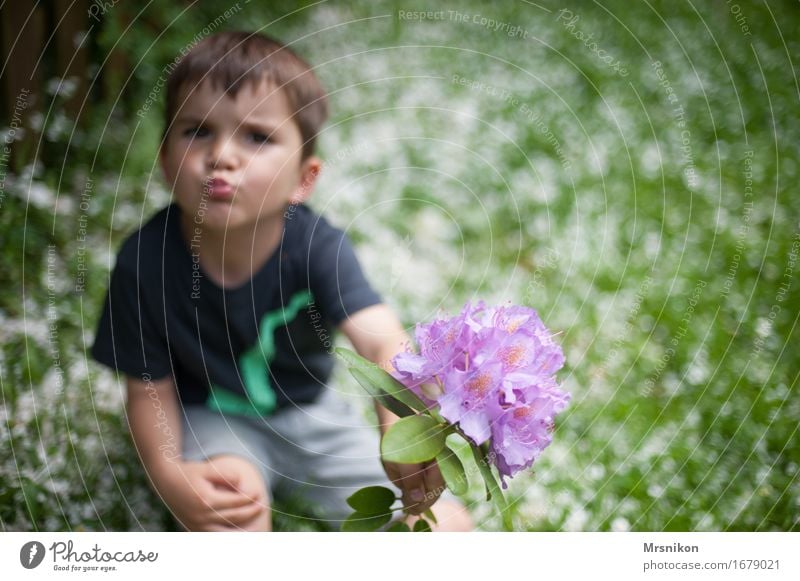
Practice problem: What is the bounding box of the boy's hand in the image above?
[340,304,447,514]
[154,461,265,531]
[382,458,445,515]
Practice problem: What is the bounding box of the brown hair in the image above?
[163,31,328,159]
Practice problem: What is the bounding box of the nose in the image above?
[206,137,237,170]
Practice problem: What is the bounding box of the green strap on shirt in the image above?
[206,289,313,416]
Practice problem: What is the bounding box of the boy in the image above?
[92,31,472,532]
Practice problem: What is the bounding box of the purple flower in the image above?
[437,361,503,444]
[490,376,571,487]
[391,301,570,484]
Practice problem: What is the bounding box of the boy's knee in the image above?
[438,501,474,532]
[405,499,474,532]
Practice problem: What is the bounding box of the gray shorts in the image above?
[180,388,455,527]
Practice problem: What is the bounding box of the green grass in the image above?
[1,0,797,531]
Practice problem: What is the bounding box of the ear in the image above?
[290,156,322,205]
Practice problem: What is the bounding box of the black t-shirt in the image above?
[91,203,382,416]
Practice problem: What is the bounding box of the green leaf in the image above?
[334,346,369,368]
[350,368,415,418]
[381,415,447,463]
[429,407,446,424]
[376,376,429,415]
[423,508,438,525]
[341,510,393,532]
[471,445,512,531]
[413,518,432,532]
[346,486,397,513]
[436,448,468,496]
[386,521,411,532]
[335,347,428,412]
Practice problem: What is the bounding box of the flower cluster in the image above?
[392,302,569,486]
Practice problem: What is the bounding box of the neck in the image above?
[181,211,285,289]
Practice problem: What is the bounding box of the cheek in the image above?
[249,165,283,188]
[169,151,202,179]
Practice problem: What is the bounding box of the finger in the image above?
[397,464,426,495]
[203,484,262,510]
[415,470,445,513]
[423,461,446,497]
[382,461,402,488]
[199,464,264,505]
[206,500,265,527]
[203,461,242,491]
[401,462,446,515]
[396,464,428,514]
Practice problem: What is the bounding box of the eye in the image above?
[248,131,271,145]
[183,126,209,139]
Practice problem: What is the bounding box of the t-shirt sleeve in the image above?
[91,257,172,381]
[307,220,382,327]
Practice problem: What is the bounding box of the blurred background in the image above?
[0,0,797,531]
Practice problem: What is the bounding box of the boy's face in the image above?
[160,79,319,232]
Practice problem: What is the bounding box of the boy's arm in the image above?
[126,375,183,472]
[126,375,264,530]
[338,304,445,515]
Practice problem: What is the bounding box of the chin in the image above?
[187,202,234,227]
